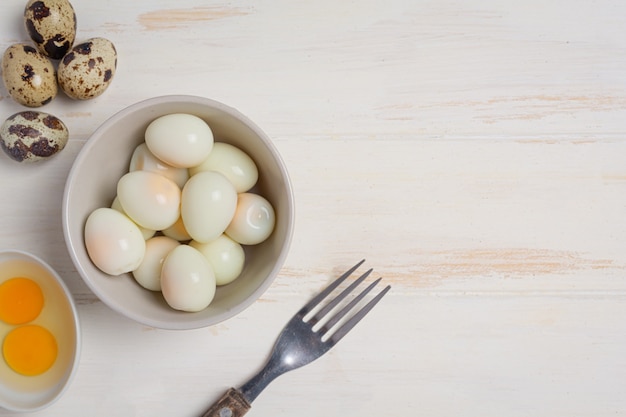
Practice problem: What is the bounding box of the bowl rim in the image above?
[0,249,81,412]
[62,95,295,330]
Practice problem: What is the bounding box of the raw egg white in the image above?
[226,193,276,245]
[117,171,181,231]
[189,142,259,193]
[181,171,237,243]
[190,235,245,286]
[145,113,214,168]
[84,208,146,276]
[0,254,78,394]
[161,245,216,312]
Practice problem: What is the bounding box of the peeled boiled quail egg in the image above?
[117,171,181,231]
[129,143,189,188]
[161,245,216,312]
[111,196,155,240]
[181,171,237,243]
[189,142,258,193]
[226,193,275,245]
[162,215,192,242]
[132,236,180,291]
[190,235,245,286]
[84,208,146,276]
[145,113,213,168]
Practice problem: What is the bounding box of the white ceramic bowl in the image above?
[0,250,81,413]
[62,95,294,330]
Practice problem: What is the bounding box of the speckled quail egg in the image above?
[24,0,77,60]
[57,37,117,100]
[0,111,68,163]
[2,43,58,107]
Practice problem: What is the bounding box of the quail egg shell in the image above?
[117,171,181,231]
[145,114,214,168]
[190,235,245,286]
[0,111,68,163]
[161,245,216,312]
[189,142,259,193]
[2,44,57,107]
[226,193,276,245]
[110,196,156,240]
[181,171,237,243]
[84,208,146,276]
[57,37,117,100]
[24,0,77,60]
[129,143,189,188]
[132,236,180,291]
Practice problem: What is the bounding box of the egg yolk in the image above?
[2,325,57,376]
[0,277,44,325]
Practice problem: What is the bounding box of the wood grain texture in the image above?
[138,7,251,31]
[1,0,626,416]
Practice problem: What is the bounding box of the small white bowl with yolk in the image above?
[0,250,81,413]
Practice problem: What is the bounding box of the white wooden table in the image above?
[2,1,626,416]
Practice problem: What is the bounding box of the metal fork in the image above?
[201,260,391,417]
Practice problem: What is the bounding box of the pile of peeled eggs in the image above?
[84,113,276,313]
[0,0,117,162]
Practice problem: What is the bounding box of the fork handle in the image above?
[201,388,251,417]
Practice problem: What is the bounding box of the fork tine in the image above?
[328,284,391,344]
[299,259,366,317]
[308,268,373,325]
[320,277,382,336]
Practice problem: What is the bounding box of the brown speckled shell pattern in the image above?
[57,37,117,100]
[1,43,58,107]
[0,111,69,163]
[24,0,77,60]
